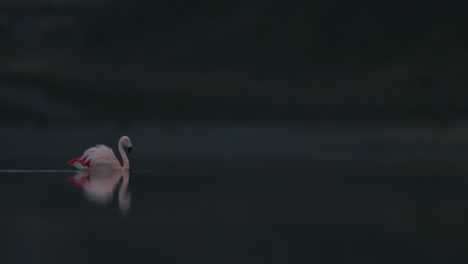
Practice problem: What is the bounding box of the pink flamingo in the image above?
[67,136,133,170]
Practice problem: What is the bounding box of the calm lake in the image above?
[2,159,468,263]
[2,124,468,263]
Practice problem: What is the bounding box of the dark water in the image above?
[2,160,468,263]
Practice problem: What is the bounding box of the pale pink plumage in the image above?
[67,136,133,170]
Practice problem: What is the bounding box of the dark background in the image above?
[1,0,467,124]
[2,1,468,263]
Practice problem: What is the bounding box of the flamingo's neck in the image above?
[118,139,129,170]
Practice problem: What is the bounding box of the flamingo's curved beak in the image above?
[127,146,133,154]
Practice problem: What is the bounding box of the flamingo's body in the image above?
[67,136,133,170]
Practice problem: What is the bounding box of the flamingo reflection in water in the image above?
[66,135,133,214]
[68,168,131,214]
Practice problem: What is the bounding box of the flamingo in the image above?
[67,136,133,170]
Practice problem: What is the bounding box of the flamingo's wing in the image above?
[83,145,120,167]
[67,145,120,168]
[67,157,90,169]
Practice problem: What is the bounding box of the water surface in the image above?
[2,160,468,263]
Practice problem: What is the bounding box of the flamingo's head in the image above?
[120,136,133,154]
